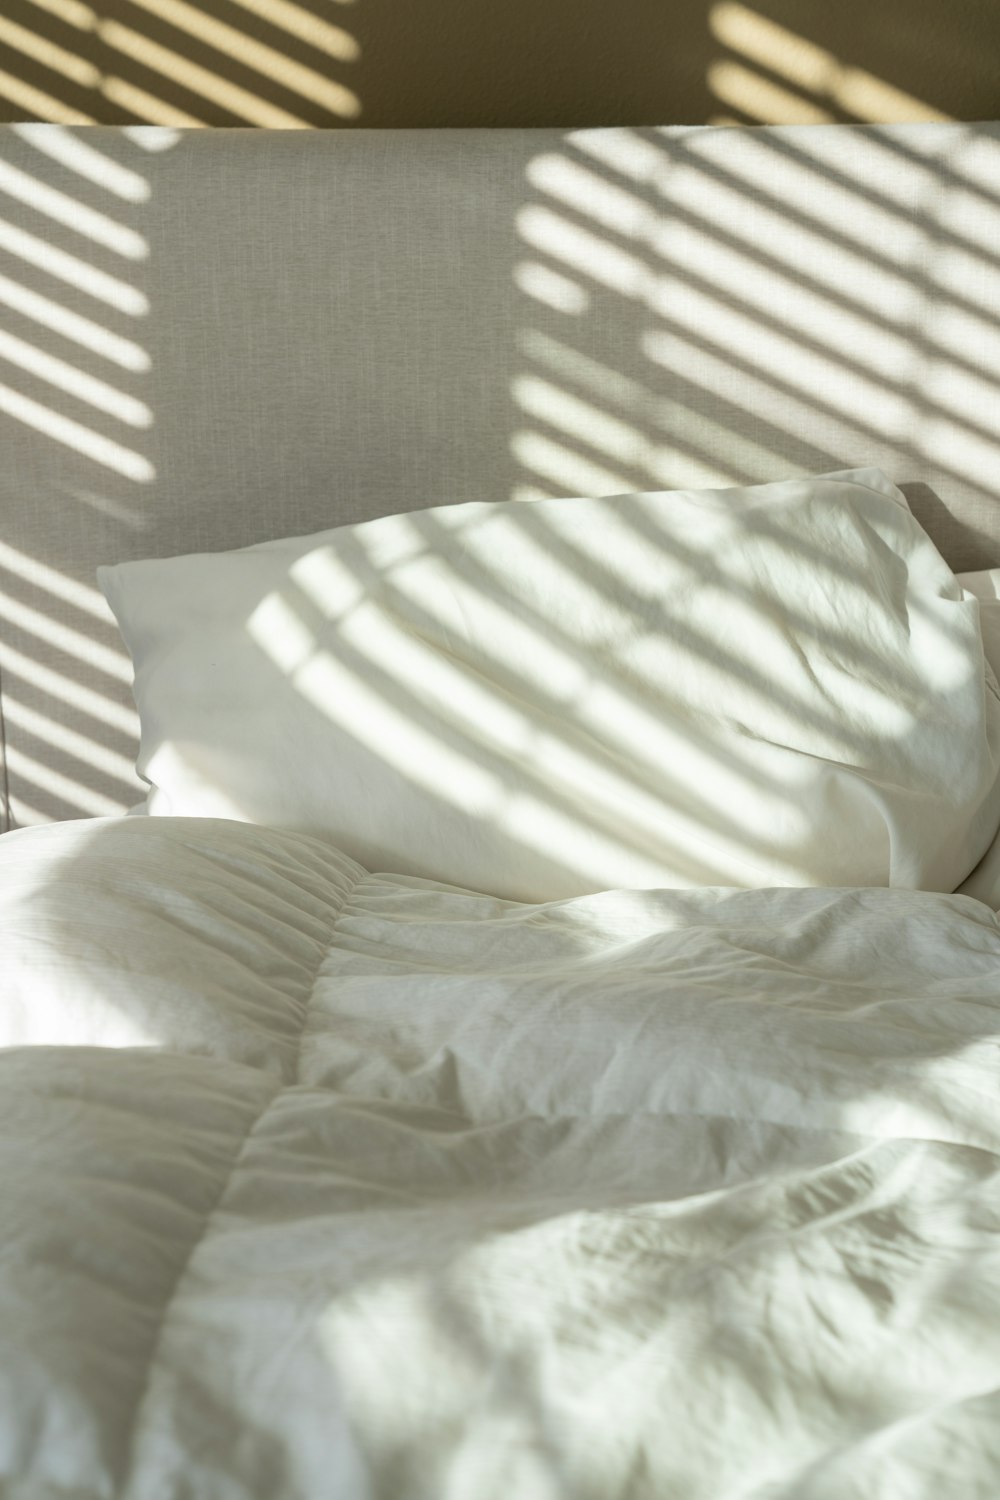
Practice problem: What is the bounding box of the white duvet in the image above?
[3,815,1000,1499]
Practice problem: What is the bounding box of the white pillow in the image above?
[954,569,1000,907]
[98,468,1000,902]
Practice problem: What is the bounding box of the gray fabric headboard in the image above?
[2,120,1000,829]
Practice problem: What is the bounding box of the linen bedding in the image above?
[96,468,1000,902]
[3,813,1000,1499]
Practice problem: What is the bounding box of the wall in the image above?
[0,0,998,131]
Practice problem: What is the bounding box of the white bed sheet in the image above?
[2,815,1000,1499]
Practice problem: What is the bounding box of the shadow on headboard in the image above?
[1,121,999,832]
[901,483,1000,576]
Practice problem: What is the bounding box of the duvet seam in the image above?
[291,867,369,1087]
[120,870,367,1490]
[115,1072,283,1499]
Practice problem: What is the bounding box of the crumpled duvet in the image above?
[2,815,1000,1500]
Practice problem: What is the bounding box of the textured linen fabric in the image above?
[98,467,1000,901]
[3,121,1000,826]
[3,815,1000,1498]
[955,568,1000,907]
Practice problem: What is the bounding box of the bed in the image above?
[3,121,1000,1499]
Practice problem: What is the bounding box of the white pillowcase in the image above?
[954,569,1000,907]
[98,468,1000,902]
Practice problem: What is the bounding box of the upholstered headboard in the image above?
[2,120,999,829]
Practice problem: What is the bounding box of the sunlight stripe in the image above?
[102,76,205,126]
[510,430,631,495]
[0,383,155,482]
[24,0,96,30]
[0,589,134,680]
[14,123,150,201]
[708,61,831,124]
[5,746,127,815]
[0,160,147,258]
[0,216,148,314]
[0,541,111,620]
[0,69,95,125]
[124,0,360,115]
[4,698,138,782]
[99,19,313,127]
[225,0,358,59]
[0,330,153,426]
[0,15,100,87]
[0,272,149,369]
[0,640,140,733]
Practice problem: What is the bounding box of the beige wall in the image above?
[0,0,997,131]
